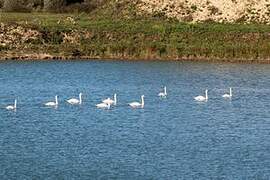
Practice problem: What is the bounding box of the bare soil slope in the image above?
[137,0,270,23]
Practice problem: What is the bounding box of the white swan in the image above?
[102,94,117,105]
[96,102,111,109]
[45,95,58,107]
[6,99,17,111]
[158,86,167,98]
[222,88,232,99]
[129,95,144,108]
[194,90,208,102]
[67,93,82,105]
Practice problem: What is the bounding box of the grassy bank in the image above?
[1,13,270,62]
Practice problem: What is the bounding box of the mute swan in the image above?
[67,93,82,105]
[158,86,167,98]
[222,88,232,99]
[129,95,144,108]
[6,99,17,111]
[194,90,208,102]
[102,94,117,105]
[96,102,111,109]
[45,95,58,107]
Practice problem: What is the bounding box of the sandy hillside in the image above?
[137,0,270,23]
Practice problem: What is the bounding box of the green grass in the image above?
[1,12,270,61]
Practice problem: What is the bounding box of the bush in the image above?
[44,0,65,12]
[28,0,44,9]
[3,0,31,12]
[1,0,43,11]
[0,0,4,8]
[58,0,107,13]
[62,2,97,13]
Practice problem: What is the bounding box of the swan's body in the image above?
[45,96,58,107]
[158,86,167,98]
[129,95,144,108]
[96,102,111,109]
[102,94,117,105]
[222,88,232,99]
[194,90,208,102]
[6,99,17,111]
[67,93,82,105]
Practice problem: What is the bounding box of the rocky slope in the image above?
[137,0,270,23]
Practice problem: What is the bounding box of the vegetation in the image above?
[0,0,106,12]
[1,10,270,61]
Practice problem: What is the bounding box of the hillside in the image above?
[137,0,270,23]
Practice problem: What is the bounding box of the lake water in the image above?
[0,60,270,179]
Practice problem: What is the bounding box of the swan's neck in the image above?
[141,96,144,108]
[55,96,58,105]
[205,91,208,100]
[164,87,167,95]
[114,94,117,105]
[79,94,82,104]
[229,88,232,97]
[14,100,17,108]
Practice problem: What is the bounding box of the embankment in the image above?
[1,13,270,63]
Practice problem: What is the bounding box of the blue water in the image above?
[0,60,270,179]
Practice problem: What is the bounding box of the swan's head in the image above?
[79,93,82,96]
[141,95,145,98]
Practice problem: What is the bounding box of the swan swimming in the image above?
[6,99,17,111]
[96,102,111,109]
[222,88,232,99]
[67,93,82,105]
[45,95,58,107]
[102,94,117,105]
[194,90,208,102]
[158,86,167,98]
[129,95,144,108]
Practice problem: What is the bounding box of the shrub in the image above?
[0,0,4,8]
[66,0,83,5]
[62,2,97,13]
[44,0,65,12]
[208,5,219,15]
[3,0,31,12]
[28,0,44,9]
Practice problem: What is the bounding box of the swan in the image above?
[96,102,111,109]
[222,88,232,99]
[67,93,82,105]
[45,95,58,107]
[6,99,17,111]
[129,95,144,108]
[158,86,167,98]
[102,94,117,105]
[194,90,208,102]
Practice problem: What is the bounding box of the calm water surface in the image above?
[0,60,270,179]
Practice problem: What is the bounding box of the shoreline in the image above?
[2,13,270,64]
[1,54,270,64]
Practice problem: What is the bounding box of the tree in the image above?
[44,0,65,12]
